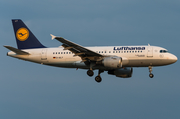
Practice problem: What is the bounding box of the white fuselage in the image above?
[7,45,177,70]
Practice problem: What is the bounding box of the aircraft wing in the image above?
[51,34,103,61]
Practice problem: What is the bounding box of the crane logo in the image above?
[16,28,29,41]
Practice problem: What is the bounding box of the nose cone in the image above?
[170,54,178,63]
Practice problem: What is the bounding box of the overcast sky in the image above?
[0,0,180,119]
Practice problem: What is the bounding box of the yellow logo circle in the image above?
[16,28,29,41]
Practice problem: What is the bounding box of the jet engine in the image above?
[100,56,122,68]
[108,67,133,78]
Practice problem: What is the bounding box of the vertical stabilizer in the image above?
[12,19,46,49]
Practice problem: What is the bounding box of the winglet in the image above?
[50,34,56,40]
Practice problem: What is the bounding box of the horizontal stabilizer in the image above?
[4,46,30,55]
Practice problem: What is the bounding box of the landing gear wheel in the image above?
[149,73,154,78]
[95,76,102,83]
[87,70,94,77]
[148,66,154,78]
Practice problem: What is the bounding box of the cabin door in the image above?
[41,49,47,60]
[147,46,153,57]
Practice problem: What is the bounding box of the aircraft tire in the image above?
[149,73,154,78]
[87,70,94,77]
[95,76,102,83]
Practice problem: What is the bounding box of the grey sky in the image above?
[0,0,180,119]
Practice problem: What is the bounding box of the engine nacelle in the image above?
[108,67,133,78]
[102,56,122,68]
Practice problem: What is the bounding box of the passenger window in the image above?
[109,51,111,53]
[113,51,115,53]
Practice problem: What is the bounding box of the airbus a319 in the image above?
[4,19,178,83]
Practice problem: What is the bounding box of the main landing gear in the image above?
[87,69,94,77]
[87,69,104,83]
[95,70,104,83]
[148,66,154,78]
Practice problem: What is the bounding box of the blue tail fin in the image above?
[12,19,46,49]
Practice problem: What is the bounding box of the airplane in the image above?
[4,19,178,83]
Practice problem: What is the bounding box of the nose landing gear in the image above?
[148,66,154,78]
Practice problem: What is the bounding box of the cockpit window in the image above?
[160,50,168,53]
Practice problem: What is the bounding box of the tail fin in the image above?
[12,19,46,49]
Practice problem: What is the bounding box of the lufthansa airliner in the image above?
[4,19,178,82]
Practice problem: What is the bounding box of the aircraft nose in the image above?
[170,54,178,63]
[174,55,178,62]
